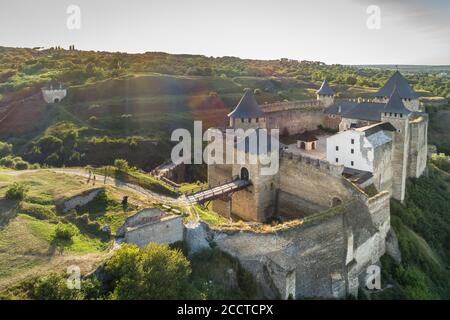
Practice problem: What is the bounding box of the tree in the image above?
[345,75,358,86]
[104,243,193,300]
[37,135,63,155]
[0,141,12,158]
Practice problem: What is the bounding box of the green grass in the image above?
[24,215,107,253]
[179,182,207,194]
[116,170,178,197]
[0,169,151,288]
[373,165,450,299]
[73,189,137,234]
[193,204,229,226]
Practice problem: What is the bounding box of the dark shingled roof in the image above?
[374,71,419,99]
[355,122,397,137]
[297,131,318,142]
[228,89,265,119]
[324,100,386,121]
[383,86,412,115]
[316,80,334,96]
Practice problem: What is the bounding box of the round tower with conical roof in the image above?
[228,89,266,130]
[316,80,335,108]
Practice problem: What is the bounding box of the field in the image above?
[0,169,155,290]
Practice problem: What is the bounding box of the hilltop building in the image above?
[208,71,427,222]
[41,82,67,103]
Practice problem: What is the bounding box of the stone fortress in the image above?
[205,71,428,298]
[41,82,67,104]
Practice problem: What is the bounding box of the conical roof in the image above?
[316,80,334,95]
[375,71,419,99]
[228,89,265,119]
[384,86,412,115]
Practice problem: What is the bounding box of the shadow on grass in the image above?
[49,237,74,255]
[0,199,20,228]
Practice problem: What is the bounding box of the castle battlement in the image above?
[41,84,67,104]
[280,150,344,177]
[261,99,323,113]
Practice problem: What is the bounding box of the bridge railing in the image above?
[185,175,241,196]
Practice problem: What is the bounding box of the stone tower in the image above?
[316,80,335,108]
[208,89,278,222]
[228,88,267,130]
[381,86,412,202]
[374,71,421,111]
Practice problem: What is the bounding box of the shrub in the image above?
[114,159,129,172]
[431,153,450,173]
[0,155,32,170]
[104,243,193,299]
[54,223,76,240]
[31,273,101,300]
[5,183,29,200]
[14,160,29,170]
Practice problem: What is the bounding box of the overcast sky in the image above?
[0,0,449,65]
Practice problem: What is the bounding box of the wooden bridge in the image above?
[186,178,250,204]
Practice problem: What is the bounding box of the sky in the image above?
[0,0,449,65]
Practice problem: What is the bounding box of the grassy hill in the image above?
[372,163,450,299]
[0,169,157,290]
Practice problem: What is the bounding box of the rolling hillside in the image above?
[1,46,448,171]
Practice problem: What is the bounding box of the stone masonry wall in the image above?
[277,152,351,217]
[261,100,325,135]
[59,188,104,213]
[212,190,390,299]
[372,138,394,194]
[125,215,183,247]
[408,116,428,178]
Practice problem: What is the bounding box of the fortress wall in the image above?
[231,185,258,221]
[212,194,390,299]
[125,215,183,247]
[383,116,410,202]
[42,89,67,103]
[208,163,233,217]
[277,152,351,217]
[59,188,105,213]
[261,100,325,135]
[213,211,347,299]
[408,116,428,178]
[372,139,394,194]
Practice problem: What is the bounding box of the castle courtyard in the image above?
[283,134,330,160]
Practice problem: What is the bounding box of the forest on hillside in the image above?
[1,46,449,99]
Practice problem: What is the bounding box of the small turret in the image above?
[316,80,335,108]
